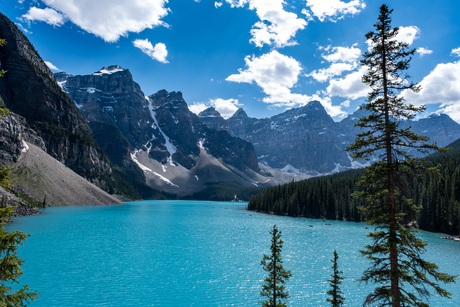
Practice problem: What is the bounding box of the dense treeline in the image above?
[248,139,460,235]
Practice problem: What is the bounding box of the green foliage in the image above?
[347,5,456,306]
[0,166,15,190]
[326,250,345,306]
[247,141,460,235]
[259,225,292,307]
[0,207,38,305]
[0,38,6,78]
[248,170,365,222]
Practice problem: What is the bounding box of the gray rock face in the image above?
[59,66,260,177]
[199,103,460,175]
[198,107,230,131]
[62,65,155,149]
[338,110,460,153]
[149,90,259,172]
[0,13,111,184]
[225,101,350,174]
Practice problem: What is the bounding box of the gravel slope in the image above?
[13,142,123,206]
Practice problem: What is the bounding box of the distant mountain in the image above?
[58,69,298,196]
[200,102,351,174]
[199,103,460,175]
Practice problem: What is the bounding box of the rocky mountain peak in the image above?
[198,107,221,118]
[232,108,249,118]
[198,107,228,132]
[150,90,186,109]
[93,65,127,76]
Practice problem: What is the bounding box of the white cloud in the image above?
[396,26,420,45]
[22,7,65,26]
[188,102,208,116]
[45,61,60,71]
[307,45,361,82]
[224,0,307,48]
[305,0,365,22]
[133,39,168,63]
[214,2,223,8]
[226,50,302,99]
[322,45,361,63]
[189,98,241,119]
[308,62,356,82]
[326,66,369,100]
[417,47,433,56]
[211,98,242,118]
[36,0,169,42]
[403,61,460,123]
[226,50,345,117]
[451,48,460,57]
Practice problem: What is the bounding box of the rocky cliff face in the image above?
[149,90,259,172]
[339,110,460,154]
[224,101,351,174]
[0,13,111,184]
[61,66,155,149]
[58,65,262,194]
[200,103,460,175]
[198,107,230,131]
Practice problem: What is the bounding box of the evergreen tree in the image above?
[0,208,39,305]
[326,250,345,306]
[347,4,456,306]
[259,225,292,307]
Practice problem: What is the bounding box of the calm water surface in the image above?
[6,200,460,306]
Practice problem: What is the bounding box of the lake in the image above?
[6,200,460,306]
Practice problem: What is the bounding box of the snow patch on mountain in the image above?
[93,66,125,76]
[280,164,301,174]
[146,97,177,159]
[130,152,179,187]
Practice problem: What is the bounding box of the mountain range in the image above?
[1,12,460,207]
[200,105,460,175]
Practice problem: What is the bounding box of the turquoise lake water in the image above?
[6,200,460,306]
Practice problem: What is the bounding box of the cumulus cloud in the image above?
[211,98,242,118]
[189,98,242,119]
[214,2,223,8]
[22,7,65,26]
[396,26,420,45]
[451,48,460,57]
[403,61,460,123]
[224,0,307,48]
[417,47,433,56]
[307,45,361,82]
[32,0,169,42]
[308,62,356,82]
[326,66,369,100]
[188,102,208,116]
[226,50,302,99]
[45,61,60,71]
[133,39,168,63]
[226,50,345,117]
[305,0,365,22]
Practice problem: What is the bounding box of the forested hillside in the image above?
[248,139,460,235]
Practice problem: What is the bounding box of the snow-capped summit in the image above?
[93,65,126,76]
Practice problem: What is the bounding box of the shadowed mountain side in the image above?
[13,142,123,206]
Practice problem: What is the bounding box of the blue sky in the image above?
[2,0,460,122]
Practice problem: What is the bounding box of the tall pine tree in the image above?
[259,225,292,307]
[326,250,345,306]
[347,4,456,307]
